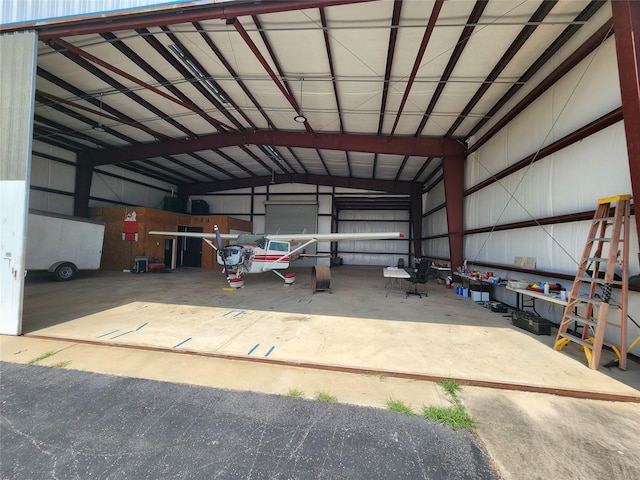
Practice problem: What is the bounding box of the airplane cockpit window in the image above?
[268,241,289,252]
[237,234,267,249]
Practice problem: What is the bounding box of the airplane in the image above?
[149,226,404,287]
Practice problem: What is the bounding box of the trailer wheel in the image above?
[51,262,77,281]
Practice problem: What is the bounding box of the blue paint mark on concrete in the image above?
[97,330,119,338]
[136,322,148,331]
[264,346,275,357]
[173,337,192,349]
[248,344,260,355]
[111,331,133,339]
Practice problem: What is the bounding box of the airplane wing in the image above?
[149,231,404,242]
[264,232,404,242]
[148,231,240,240]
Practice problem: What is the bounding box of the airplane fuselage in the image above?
[217,239,301,276]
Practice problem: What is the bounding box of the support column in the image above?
[612,0,640,249]
[0,31,38,335]
[410,183,423,261]
[442,153,465,274]
[74,152,93,217]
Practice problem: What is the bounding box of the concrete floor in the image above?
[3,265,640,479]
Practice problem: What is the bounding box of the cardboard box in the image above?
[471,291,489,302]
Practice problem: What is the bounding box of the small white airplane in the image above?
[149,226,404,286]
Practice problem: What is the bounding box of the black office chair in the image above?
[406,259,429,298]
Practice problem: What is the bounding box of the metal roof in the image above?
[2,0,610,194]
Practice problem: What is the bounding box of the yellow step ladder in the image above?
[554,195,631,369]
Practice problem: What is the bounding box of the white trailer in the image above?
[26,210,105,281]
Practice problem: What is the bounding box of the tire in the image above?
[51,262,77,281]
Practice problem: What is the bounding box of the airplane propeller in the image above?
[214,225,231,282]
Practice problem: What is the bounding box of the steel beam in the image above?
[181,173,414,195]
[612,0,640,249]
[89,130,463,166]
[442,153,465,276]
[74,154,93,217]
[389,0,443,137]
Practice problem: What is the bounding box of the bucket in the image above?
[284,273,296,284]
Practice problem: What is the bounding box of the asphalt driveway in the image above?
[0,362,497,479]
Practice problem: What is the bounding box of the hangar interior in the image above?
[1,0,639,370]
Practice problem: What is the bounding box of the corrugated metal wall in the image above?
[1,0,221,28]
[0,31,38,335]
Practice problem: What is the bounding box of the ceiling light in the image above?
[169,44,228,104]
[294,77,307,124]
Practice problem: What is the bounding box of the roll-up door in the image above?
[265,202,317,267]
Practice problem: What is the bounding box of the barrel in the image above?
[311,266,331,293]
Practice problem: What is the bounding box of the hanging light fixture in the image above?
[93,93,106,132]
[294,77,307,123]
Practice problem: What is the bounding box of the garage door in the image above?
[265,202,317,267]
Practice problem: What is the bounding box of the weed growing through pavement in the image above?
[287,389,304,398]
[421,379,475,431]
[52,361,71,368]
[438,378,461,397]
[386,399,415,416]
[422,405,474,431]
[28,351,56,364]
[315,392,337,404]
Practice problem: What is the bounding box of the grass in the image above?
[315,392,337,404]
[386,399,415,416]
[362,372,388,381]
[419,378,476,431]
[438,378,462,397]
[52,361,71,368]
[287,388,304,398]
[422,405,475,431]
[27,351,57,365]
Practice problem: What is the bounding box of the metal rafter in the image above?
[231,16,312,133]
[187,152,237,180]
[388,0,444,138]
[100,31,228,135]
[250,14,318,171]
[157,26,250,130]
[192,20,277,130]
[43,41,198,139]
[378,0,403,137]
[36,67,171,142]
[182,173,413,195]
[414,1,488,137]
[47,38,233,132]
[468,18,614,153]
[445,0,558,137]
[36,90,171,140]
[464,0,605,142]
[89,130,462,166]
[320,7,345,134]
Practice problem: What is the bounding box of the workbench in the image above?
[383,267,410,297]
